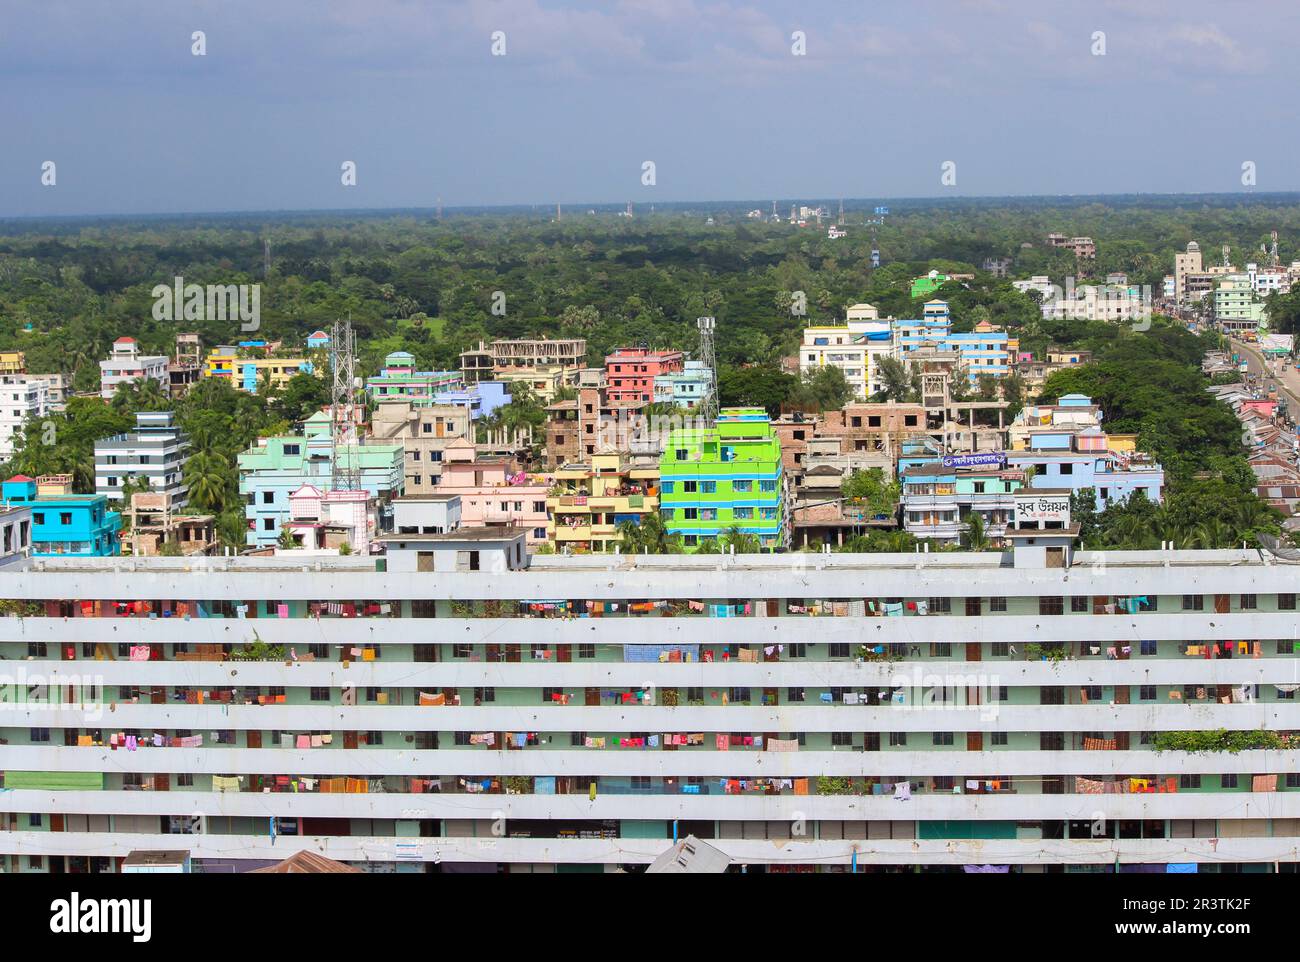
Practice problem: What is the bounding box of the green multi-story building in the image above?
[658,408,786,550]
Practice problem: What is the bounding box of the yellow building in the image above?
[0,352,25,375]
[203,348,321,393]
[547,452,659,552]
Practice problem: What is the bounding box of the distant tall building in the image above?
[1175,241,1204,303]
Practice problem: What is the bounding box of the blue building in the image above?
[894,300,1013,382]
[306,330,331,350]
[236,421,404,548]
[653,360,713,408]
[1004,448,1164,508]
[2,475,120,556]
[432,381,511,420]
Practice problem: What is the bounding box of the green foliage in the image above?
[1152,729,1283,753]
[615,513,683,554]
[961,510,989,551]
[1041,327,1282,550]
[841,468,899,519]
[232,632,286,662]
[816,776,856,795]
[838,529,918,552]
[787,365,853,412]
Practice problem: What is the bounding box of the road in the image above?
[1228,337,1300,412]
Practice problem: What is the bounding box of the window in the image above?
[1221,773,1239,789]
[932,732,954,746]
[309,687,329,702]
[1071,596,1088,613]
[759,480,776,493]
[990,642,1009,657]
[1040,687,1064,705]
[262,491,274,504]
[682,481,697,493]
[996,686,1009,702]
[831,732,853,747]
[1240,594,1257,610]
[1182,594,1204,611]
[1180,774,1201,789]
[474,687,496,703]
[578,644,595,659]
[787,687,805,703]
[30,727,50,743]
[1139,685,1156,701]
[733,480,752,493]
[700,481,716,494]
[990,597,1007,612]
[991,732,1008,746]
[829,643,850,658]
[889,732,907,747]
[733,507,753,520]
[1039,596,1064,616]
[1279,593,1297,611]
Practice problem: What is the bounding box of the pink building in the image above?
[436,438,550,544]
[283,484,375,554]
[604,347,684,406]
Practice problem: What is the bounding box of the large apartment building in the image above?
[1,514,1299,874]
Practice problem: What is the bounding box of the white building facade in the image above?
[0,539,1299,874]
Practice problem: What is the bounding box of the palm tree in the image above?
[186,451,231,513]
[616,514,682,554]
[214,510,249,554]
[720,526,762,554]
[962,511,990,551]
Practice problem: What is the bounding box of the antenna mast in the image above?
[329,319,360,491]
[696,316,718,425]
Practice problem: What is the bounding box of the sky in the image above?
[2,0,1299,217]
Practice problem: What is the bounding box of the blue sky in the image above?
[1,0,1296,216]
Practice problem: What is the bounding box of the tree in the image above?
[841,468,899,519]
[277,526,298,550]
[615,513,683,554]
[787,365,853,412]
[718,366,796,417]
[873,356,915,402]
[720,526,762,554]
[962,510,990,550]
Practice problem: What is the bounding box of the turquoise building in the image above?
[366,352,463,405]
[653,360,713,408]
[1,475,120,556]
[237,421,404,548]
